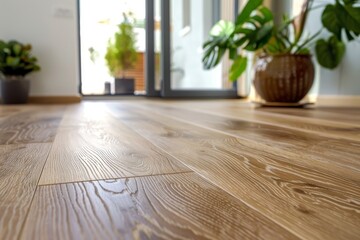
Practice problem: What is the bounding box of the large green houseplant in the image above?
[105,13,137,94]
[0,40,40,104]
[202,0,360,103]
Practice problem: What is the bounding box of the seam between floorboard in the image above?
[16,141,56,240]
[116,123,306,240]
[0,140,57,147]
[138,104,360,174]
[256,109,360,127]
[179,101,360,128]
[36,170,194,187]
[113,103,313,240]
[143,102,360,142]
[16,108,66,240]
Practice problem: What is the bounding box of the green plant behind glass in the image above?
[105,12,137,78]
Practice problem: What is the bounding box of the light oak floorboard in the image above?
[258,108,360,126]
[0,106,31,119]
[313,107,360,115]
[149,100,360,141]
[22,173,298,240]
[129,103,360,181]
[107,103,360,240]
[0,106,65,145]
[0,143,52,240]
[38,104,190,185]
[59,103,113,128]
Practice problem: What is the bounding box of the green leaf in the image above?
[3,48,11,55]
[244,23,273,51]
[229,55,247,81]
[322,5,342,39]
[229,48,238,60]
[315,36,346,69]
[297,48,310,54]
[342,0,360,5]
[255,23,273,42]
[202,37,228,69]
[344,5,360,24]
[0,40,5,50]
[345,29,355,41]
[6,56,20,66]
[236,0,263,25]
[234,36,247,46]
[294,29,322,54]
[235,27,253,35]
[258,6,273,22]
[202,20,239,70]
[210,20,234,37]
[13,44,22,55]
[337,3,360,34]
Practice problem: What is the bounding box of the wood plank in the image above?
[0,106,30,119]
[319,107,360,115]
[0,106,65,145]
[59,103,117,128]
[21,173,298,240]
[38,104,190,185]
[0,143,52,240]
[107,103,360,240]
[148,100,360,141]
[126,103,360,182]
[258,108,360,126]
[316,95,360,107]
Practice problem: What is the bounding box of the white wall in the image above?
[302,0,360,96]
[0,0,79,96]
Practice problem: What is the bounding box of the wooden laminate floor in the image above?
[0,100,359,240]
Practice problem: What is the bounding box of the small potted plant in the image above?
[202,0,359,104]
[105,12,137,95]
[0,40,40,104]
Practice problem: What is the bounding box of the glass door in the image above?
[78,0,240,98]
[159,0,238,98]
[79,0,147,96]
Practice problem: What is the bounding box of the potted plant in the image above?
[0,40,40,104]
[202,0,360,104]
[105,13,137,95]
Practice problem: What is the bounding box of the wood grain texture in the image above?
[22,173,298,240]
[0,143,52,240]
[148,100,360,141]
[0,106,30,119]
[39,104,190,185]
[314,107,360,115]
[258,108,360,126]
[107,103,360,240]
[59,103,116,128]
[129,103,360,181]
[0,106,65,144]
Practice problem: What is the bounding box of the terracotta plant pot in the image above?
[253,54,315,103]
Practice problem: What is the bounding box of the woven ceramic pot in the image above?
[253,54,315,103]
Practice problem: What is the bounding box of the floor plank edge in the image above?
[37,170,194,187]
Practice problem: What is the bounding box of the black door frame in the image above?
[78,0,241,98]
